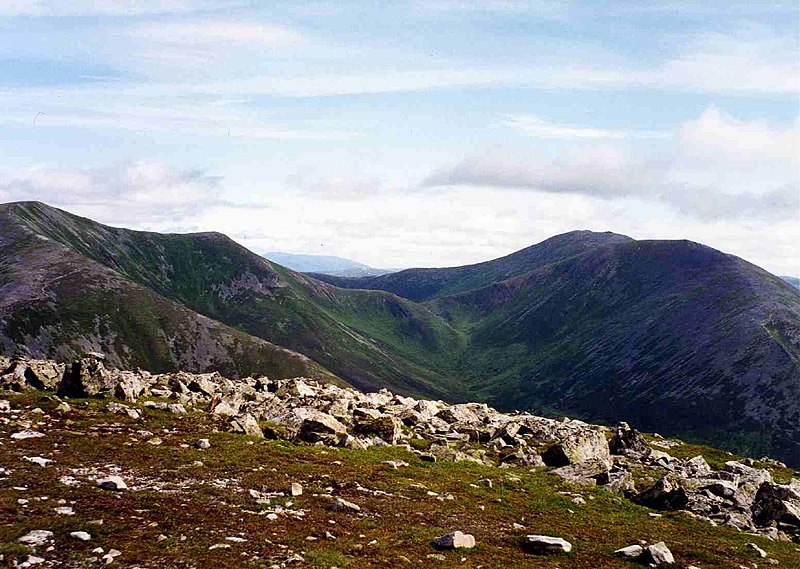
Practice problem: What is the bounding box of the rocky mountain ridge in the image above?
[3,353,799,553]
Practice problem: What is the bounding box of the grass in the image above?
[1,393,798,568]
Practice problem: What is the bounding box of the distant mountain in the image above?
[781,276,800,289]
[263,252,393,277]
[2,201,799,465]
[312,231,633,302]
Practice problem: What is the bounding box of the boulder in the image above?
[700,479,738,500]
[635,477,689,511]
[723,461,772,505]
[294,409,348,443]
[523,535,572,554]
[609,422,648,456]
[436,405,480,426]
[114,375,146,402]
[98,476,128,491]
[596,469,636,495]
[751,481,800,529]
[0,360,62,391]
[354,414,403,444]
[642,541,674,565]
[230,414,263,438]
[684,455,712,477]
[543,430,612,468]
[551,458,610,487]
[328,497,360,513]
[18,530,53,547]
[57,357,116,398]
[276,378,317,398]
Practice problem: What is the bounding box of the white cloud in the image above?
[498,114,665,140]
[425,106,800,221]
[425,145,663,198]
[0,160,221,223]
[656,30,799,95]
[0,92,356,141]
[0,0,233,16]
[678,105,799,165]
[132,21,305,48]
[286,170,384,200]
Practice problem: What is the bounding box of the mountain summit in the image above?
[1,201,798,465]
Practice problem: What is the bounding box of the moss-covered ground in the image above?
[1,393,799,568]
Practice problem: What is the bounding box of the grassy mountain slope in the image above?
[429,240,800,462]
[2,202,464,398]
[0,205,336,382]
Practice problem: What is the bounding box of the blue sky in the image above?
[0,1,798,274]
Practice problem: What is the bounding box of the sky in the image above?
[0,1,798,275]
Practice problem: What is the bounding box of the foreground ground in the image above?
[1,393,799,568]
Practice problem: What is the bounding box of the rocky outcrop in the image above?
[3,354,799,544]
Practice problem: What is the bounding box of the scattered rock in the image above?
[290,483,303,497]
[18,530,53,546]
[432,531,476,549]
[328,497,361,513]
[642,542,674,565]
[609,422,648,456]
[70,531,92,541]
[23,456,52,467]
[11,430,45,440]
[615,544,644,558]
[98,476,128,491]
[542,430,611,468]
[523,535,572,554]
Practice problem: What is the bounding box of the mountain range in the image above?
[262,252,393,277]
[1,201,798,465]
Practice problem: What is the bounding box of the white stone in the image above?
[23,456,52,467]
[11,430,44,440]
[328,497,360,512]
[98,476,128,491]
[615,544,643,558]
[432,531,476,549]
[644,542,675,565]
[748,542,767,558]
[524,535,573,554]
[18,530,53,546]
[70,531,92,541]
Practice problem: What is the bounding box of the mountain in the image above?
[315,235,800,465]
[0,201,463,399]
[2,201,799,465]
[311,230,633,302]
[781,276,800,289]
[263,251,393,277]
